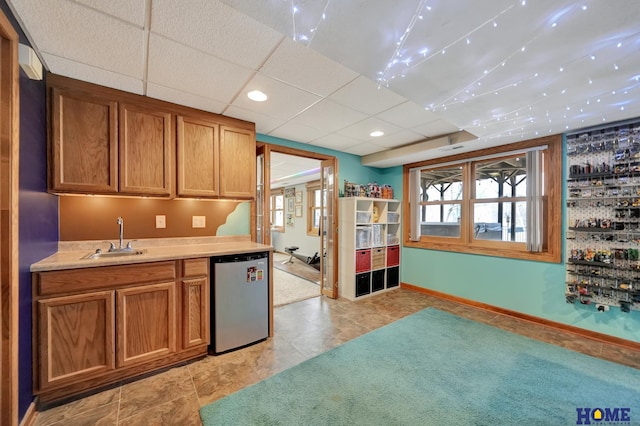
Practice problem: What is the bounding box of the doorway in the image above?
[0,8,19,425]
[255,144,338,301]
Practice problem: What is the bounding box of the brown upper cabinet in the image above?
[119,103,173,196]
[176,115,220,197]
[50,87,118,193]
[48,74,256,199]
[219,125,257,199]
[176,116,257,199]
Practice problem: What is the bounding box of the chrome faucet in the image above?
[117,216,124,249]
[106,217,135,252]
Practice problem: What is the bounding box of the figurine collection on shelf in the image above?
[566,119,640,312]
[342,180,394,199]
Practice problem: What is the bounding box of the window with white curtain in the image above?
[270,189,284,232]
[405,136,561,262]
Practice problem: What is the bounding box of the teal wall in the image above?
[401,248,640,341]
[260,132,640,343]
[216,202,251,236]
[398,135,640,343]
[377,166,403,200]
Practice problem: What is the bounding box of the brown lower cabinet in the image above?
[32,258,210,403]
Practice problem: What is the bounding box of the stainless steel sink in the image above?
[83,249,145,260]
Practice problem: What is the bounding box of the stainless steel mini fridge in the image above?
[211,252,269,354]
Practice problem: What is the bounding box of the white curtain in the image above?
[409,169,421,241]
[526,150,544,252]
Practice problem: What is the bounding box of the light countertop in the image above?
[31,236,274,272]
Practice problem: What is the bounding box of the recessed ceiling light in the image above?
[370,131,384,137]
[247,90,267,102]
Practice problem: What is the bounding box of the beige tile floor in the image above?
[32,289,640,426]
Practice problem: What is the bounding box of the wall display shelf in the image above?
[566,120,640,312]
[339,197,401,301]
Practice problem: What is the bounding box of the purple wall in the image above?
[18,71,58,418]
[0,0,59,420]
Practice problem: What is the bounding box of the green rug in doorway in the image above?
[200,308,640,425]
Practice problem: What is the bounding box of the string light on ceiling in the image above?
[284,0,639,144]
[475,85,640,141]
[428,4,594,113]
[290,0,332,45]
[463,72,640,137]
[463,78,640,140]
[430,25,638,137]
[377,2,517,88]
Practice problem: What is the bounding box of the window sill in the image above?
[404,240,561,263]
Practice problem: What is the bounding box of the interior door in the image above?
[255,144,270,245]
[320,158,339,298]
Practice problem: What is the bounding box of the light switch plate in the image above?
[192,215,206,228]
[155,215,166,229]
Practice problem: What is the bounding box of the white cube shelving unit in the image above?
[339,197,401,300]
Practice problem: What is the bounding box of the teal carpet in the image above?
[200,308,640,425]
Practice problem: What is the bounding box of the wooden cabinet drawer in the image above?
[182,258,208,278]
[37,261,176,296]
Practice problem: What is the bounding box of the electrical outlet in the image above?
[155,215,166,229]
[192,216,206,228]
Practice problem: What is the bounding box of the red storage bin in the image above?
[387,245,400,266]
[355,249,371,272]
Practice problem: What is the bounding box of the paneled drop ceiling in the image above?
[270,153,320,189]
[8,0,640,168]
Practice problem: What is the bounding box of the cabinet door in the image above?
[116,282,177,368]
[219,125,256,199]
[50,88,118,193]
[37,291,115,391]
[119,103,173,196]
[182,277,210,349]
[176,115,219,197]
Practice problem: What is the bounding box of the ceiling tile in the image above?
[329,76,407,115]
[270,153,320,177]
[288,99,367,133]
[75,0,146,27]
[42,53,143,94]
[412,120,461,137]
[344,142,386,156]
[268,122,329,143]
[151,0,283,69]
[337,117,403,142]
[224,105,286,135]
[310,134,363,151]
[146,83,228,115]
[259,38,358,96]
[376,101,443,128]
[231,73,321,120]
[147,34,254,104]
[373,130,427,149]
[269,152,321,187]
[10,0,145,78]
